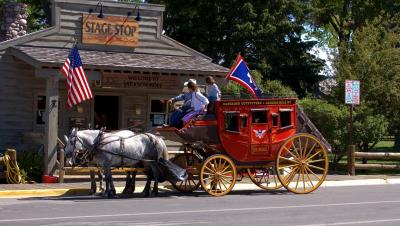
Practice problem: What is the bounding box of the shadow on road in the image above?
[18,188,291,202]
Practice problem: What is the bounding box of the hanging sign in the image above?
[82,14,139,47]
[345,80,360,105]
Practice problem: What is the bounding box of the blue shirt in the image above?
[207,84,221,101]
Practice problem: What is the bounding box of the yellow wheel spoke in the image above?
[295,167,302,190]
[278,163,299,169]
[291,143,301,158]
[204,178,214,187]
[304,165,322,181]
[302,167,306,192]
[282,146,300,161]
[304,167,314,188]
[204,166,215,173]
[303,137,309,159]
[307,164,325,172]
[297,137,303,159]
[307,159,326,164]
[306,149,322,162]
[220,176,232,185]
[220,180,228,190]
[278,156,299,164]
[220,165,231,174]
[304,142,317,160]
[284,166,299,184]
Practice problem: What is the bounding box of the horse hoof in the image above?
[122,189,133,195]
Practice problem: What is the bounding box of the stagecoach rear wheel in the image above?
[247,165,283,190]
[200,154,237,196]
[276,133,329,194]
[171,153,201,192]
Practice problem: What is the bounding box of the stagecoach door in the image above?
[249,109,271,160]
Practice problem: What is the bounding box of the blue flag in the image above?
[226,54,262,98]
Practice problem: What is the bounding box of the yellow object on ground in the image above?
[3,149,24,184]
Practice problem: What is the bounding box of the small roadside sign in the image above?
[345,80,360,105]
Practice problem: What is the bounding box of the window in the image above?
[280,110,292,127]
[241,116,247,128]
[272,113,279,127]
[149,99,171,127]
[224,112,239,132]
[36,96,46,125]
[252,110,267,123]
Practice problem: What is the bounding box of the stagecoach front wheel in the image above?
[276,133,329,194]
[247,165,283,190]
[171,153,201,193]
[200,154,237,196]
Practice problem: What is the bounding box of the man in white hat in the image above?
[167,79,196,127]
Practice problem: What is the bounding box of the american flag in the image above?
[61,46,93,108]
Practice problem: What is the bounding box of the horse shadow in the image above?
[18,188,291,202]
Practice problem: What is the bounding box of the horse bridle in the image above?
[69,132,102,166]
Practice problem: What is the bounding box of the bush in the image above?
[17,146,44,183]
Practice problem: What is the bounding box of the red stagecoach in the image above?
[158,97,330,196]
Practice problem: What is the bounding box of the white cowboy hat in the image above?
[184,79,197,86]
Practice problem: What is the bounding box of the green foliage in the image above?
[353,106,389,151]
[299,98,349,154]
[150,0,324,97]
[334,17,400,148]
[17,148,44,183]
[221,69,297,98]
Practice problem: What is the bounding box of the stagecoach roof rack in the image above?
[221,93,297,100]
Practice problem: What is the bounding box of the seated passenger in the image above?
[205,76,221,114]
[181,81,209,125]
[167,79,196,127]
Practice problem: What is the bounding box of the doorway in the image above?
[94,95,119,130]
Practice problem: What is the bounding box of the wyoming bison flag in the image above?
[61,46,93,108]
[226,54,262,98]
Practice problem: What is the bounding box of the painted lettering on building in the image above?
[102,73,181,90]
[82,14,139,47]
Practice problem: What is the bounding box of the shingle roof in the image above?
[13,46,229,74]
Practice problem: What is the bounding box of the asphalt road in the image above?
[0,184,400,226]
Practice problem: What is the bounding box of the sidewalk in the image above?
[1,174,400,198]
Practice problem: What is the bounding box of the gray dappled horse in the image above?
[65,128,173,198]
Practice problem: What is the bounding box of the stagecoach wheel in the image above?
[247,165,283,190]
[200,154,237,196]
[276,133,328,194]
[171,153,202,192]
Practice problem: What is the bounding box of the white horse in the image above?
[65,128,186,198]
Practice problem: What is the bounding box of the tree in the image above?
[150,0,325,97]
[353,106,388,152]
[334,18,400,149]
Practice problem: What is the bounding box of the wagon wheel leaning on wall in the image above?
[200,154,237,196]
[275,133,329,194]
[247,164,283,190]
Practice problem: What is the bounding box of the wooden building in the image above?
[0,0,228,174]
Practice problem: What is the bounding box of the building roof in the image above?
[12,46,229,74]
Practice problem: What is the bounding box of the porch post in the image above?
[44,75,59,175]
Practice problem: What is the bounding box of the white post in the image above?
[44,76,59,175]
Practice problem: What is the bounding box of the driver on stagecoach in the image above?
[167,79,196,127]
[167,79,209,128]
